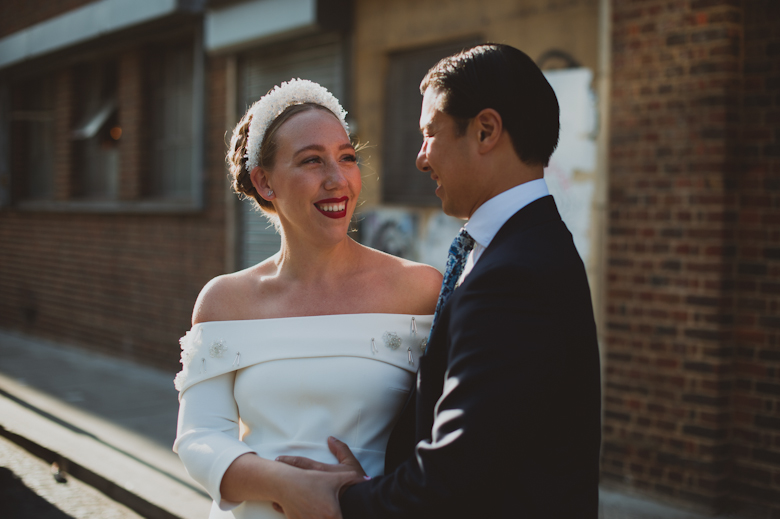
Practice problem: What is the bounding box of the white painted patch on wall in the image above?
[543,68,598,266]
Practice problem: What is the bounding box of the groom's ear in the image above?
[473,108,502,154]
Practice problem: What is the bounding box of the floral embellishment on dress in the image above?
[383,331,402,351]
[180,341,194,365]
[174,328,203,391]
[209,340,228,358]
[173,372,184,391]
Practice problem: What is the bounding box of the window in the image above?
[382,40,480,206]
[6,33,201,211]
[73,61,120,199]
[10,77,55,200]
[148,42,195,199]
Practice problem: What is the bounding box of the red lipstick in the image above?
[314,196,348,219]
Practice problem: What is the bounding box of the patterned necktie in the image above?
[426,228,475,346]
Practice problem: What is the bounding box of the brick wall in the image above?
[731,0,780,512]
[0,0,95,38]
[0,49,229,372]
[603,0,780,514]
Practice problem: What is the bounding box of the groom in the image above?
[281,44,601,518]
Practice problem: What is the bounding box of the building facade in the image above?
[603,0,780,514]
[0,0,218,368]
[0,0,778,515]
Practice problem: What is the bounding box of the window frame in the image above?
[381,38,481,206]
[5,28,205,214]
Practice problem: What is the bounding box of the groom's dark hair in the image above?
[420,44,560,167]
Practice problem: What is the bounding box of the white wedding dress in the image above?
[173,313,432,519]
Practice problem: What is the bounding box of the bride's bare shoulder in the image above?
[360,246,442,314]
[191,271,246,325]
[191,262,273,325]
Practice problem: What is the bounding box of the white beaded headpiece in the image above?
[244,78,349,172]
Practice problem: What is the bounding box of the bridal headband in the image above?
[244,78,349,172]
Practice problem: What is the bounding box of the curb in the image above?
[0,377,211,519]
[0,423,180,519]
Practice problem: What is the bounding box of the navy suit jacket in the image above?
[341,195,601,518]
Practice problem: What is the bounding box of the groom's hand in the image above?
[273,468,364,519]
[277,436,368,480]
[272,438,368,518]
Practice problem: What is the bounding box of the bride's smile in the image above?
[314,196,348,218]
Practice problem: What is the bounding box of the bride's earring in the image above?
[267,189,273,196]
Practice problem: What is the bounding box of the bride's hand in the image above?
[276,436,368,479]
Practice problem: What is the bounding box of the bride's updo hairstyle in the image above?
[227,79,350,215]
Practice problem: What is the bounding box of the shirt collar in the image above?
[464,178,549,249]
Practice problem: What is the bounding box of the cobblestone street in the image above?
[0,435,142,519]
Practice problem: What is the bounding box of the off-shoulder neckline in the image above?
[192,313,433,328]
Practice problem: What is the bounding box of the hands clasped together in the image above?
[272,436,367,519]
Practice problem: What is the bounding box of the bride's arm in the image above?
[220,453,292,501]
[221,453,361,519]
[174,372,259,509]
[176,368,361,518]
[175,274,276,507]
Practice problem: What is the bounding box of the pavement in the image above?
[0,327,742,519]
[0,432,144,518]
[0,328,211,518]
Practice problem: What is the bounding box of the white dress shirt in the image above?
[461,178,549,280]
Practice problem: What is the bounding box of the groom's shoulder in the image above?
[492,204,568,253]
[502,195,561,234]
[484,200,582,277]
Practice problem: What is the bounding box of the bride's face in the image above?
[262,109,361,245]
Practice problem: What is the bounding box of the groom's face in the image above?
[416,88,476,219]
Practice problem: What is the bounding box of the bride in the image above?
[173,79,442,518]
